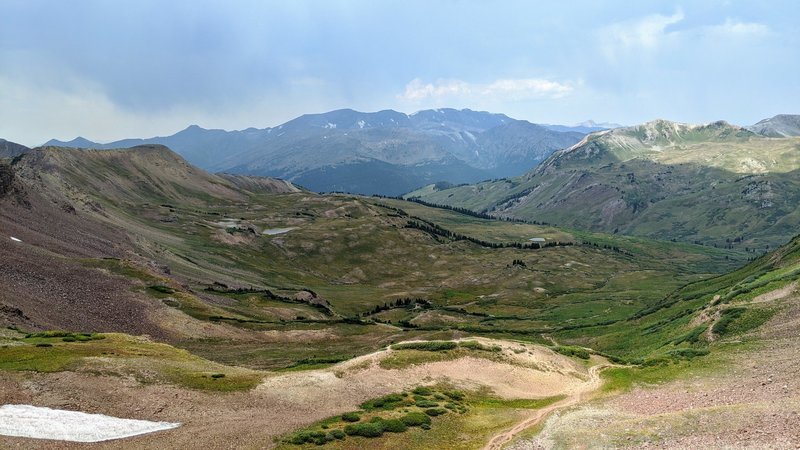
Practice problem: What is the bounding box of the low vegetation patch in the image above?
[551,345,591,359]
[380,340,508,369]
[390,340,458,351]
[279,384,571,448]
[711,305,774,338]
[280,385,466,447]
[340,412,360,423]
[0,332,262,392]
[25,331,105,343]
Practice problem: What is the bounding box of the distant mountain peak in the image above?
[748,114,800,137]
[575,120,624,129]
[43,136,102,148]
[0,138,30,158]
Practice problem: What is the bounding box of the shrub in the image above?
[444,390,465,401]
[415,400,439,408]
[288,430,328,445]
[391,341,458,352]
[712,308,746,336]
[381,418,408,433]
[421,423,431,430]
[459,341,501,352]
[210,373,225,379]
[341,412,361,422]
[148,285,175,294]
[35,343,52,348]
[344,422,384,438]
[330,429,346,440]
[26,331,104,342]
[666,348,710,360]
[425,408,447,417]
[412,386,434,396]
[361,393,405,410]
[400,412,431,427]
[552,345,591,359]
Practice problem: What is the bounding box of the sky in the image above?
[1,0,798,146]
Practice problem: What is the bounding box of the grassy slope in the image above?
[408,125,800,250]
[0,144,773,370]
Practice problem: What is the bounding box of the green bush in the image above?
[26,331,104,342]
[381,418,408,433]
[415,400,438,408]
[360,393,405,410]
[400,412,431,427]
[288,430,328,445]
[344,422,384,438]
[210,373,225,379]
[552,345,591,359]
[712,308,746,336]
[671,326,707,345]
[459,341,501,352]
[412,386,434,396]
[444,390,465,401]
[424,408,447,417]
[330,429,346,440]
[148,285,175,294]
[341,412,361,422]
[391,341,458,352]
[666,348,709,360]
[35,343,52,348]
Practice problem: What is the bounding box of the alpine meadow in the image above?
[1,1,799,449]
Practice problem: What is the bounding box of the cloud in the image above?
[600,10,684,61]
[398,77,574,103]
[707,19,771,38]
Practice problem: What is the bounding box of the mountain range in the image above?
[43,108,589,195]
[2,134,800,448]
[0,138,29,158]
[408,116,800,249]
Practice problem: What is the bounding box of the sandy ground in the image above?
[0,338,587,449]
[483,361,614,450]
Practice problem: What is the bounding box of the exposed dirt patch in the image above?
[0,338,589,449]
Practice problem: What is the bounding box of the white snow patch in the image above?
[357,120,366,129]
[0,404,180,443]
[10,237,21,242]
[324,122,337,129]
[262,227,297,235]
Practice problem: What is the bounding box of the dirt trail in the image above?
[482,363,612,450]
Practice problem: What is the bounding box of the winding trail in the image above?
[482,363,613,450]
